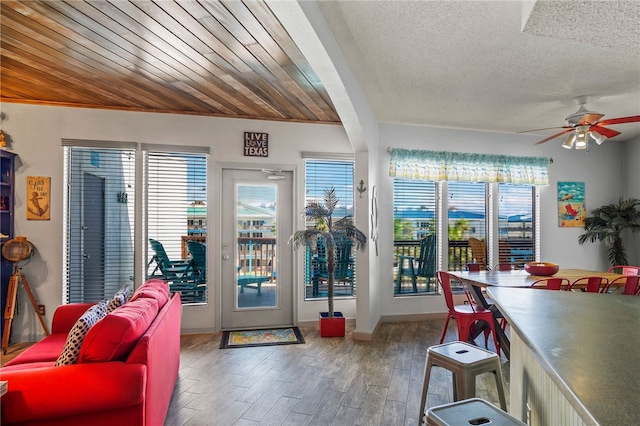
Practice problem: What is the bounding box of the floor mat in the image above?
[219,327,305,349]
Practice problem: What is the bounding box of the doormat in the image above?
[219,327,305,349]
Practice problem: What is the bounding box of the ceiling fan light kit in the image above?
[574,126,589,149]
[562,133,576,149]
[591,132,607,145]
[521,96,640,149]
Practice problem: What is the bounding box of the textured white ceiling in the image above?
[316,0,640,145]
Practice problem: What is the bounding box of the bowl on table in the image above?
[524,262,559,276]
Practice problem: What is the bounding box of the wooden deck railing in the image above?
[178,235,532,296]
[237,237,276,277]
[394,239,474,271]
[394,238,533,271]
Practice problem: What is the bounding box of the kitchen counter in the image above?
[487,287,640,426]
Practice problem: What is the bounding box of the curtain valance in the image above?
[388,148,549,185]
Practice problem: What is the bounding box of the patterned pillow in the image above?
[54,300,108,366]
[107,285,132,313]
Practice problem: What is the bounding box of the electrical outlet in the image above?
[38,304,45,316]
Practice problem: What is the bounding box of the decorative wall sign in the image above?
[26,176,50,220]
[557,181,585,227]
[244,132,268,157]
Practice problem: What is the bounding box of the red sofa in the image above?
[1,279,181,426]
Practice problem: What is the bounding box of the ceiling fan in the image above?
[519,96,640,150]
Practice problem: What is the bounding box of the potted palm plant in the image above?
[289,187,366,337]
[578,197,640,266]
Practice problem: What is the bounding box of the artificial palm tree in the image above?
[289,187,366,317]
[578,197,640,266]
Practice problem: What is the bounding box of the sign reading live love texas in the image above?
[244,132,268,157]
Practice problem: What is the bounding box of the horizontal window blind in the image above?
[393,179,437,240]
[448,182,487,269]
[498,184,535,267]
[146,151,208,304]
[63,145,209,305]
[304,159,355,299]
[305,160,354,218]
[64,147,136,303]
[393,179,438,295]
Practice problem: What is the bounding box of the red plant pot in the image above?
[319,312,345,337]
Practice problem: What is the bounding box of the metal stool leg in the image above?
[494,365,508,410]
[460,372,477,401]
[419,359,434,425]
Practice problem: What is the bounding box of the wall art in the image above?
[26,176,50,220]
[557,181,585,227]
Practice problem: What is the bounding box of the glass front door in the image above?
[221,169,293,329]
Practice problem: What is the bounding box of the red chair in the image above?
[605,275,640,295]
[436,271,501,355]
[494,263,519,271]
[568,276,609,293]
[466,263,484,272]
[530,277,571,290]
[607,265,640,276]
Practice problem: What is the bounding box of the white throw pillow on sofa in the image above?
[107,285,132,313]
[54,300,108,366]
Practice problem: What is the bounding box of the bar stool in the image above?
[418,341,507,425]
[426,398,525,426]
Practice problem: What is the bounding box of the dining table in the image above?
[449,268,625,359]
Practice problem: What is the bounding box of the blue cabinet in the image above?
[1,149,16,337]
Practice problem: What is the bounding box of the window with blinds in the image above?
[390,179,538,296]
[498,184,535,267]
[304,159,355,300]
[63,144,208,305]
[64,146,136,303]
[448,182,488,269]
[146,151,208,304]
[393,179,438,294]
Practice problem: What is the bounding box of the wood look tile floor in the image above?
[165,320,509,426]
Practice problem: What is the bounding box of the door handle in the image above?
[223,254,230,260]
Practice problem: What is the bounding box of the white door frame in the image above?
[220,166,296,330]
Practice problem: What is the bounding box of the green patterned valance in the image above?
[388,149,549,186]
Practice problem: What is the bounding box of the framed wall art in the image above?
[26,176,50,220]
[557,181,585,227]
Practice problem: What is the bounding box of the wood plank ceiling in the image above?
[0,0,340,124]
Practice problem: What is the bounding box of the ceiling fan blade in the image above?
[598,115,640,126]
[589,125,620,139]
[517,125,570,134]
[578,113,604,125]
[534,129,573,145]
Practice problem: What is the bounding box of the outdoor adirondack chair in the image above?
[311,235,355,297]
[148,238,191,281]
[396,234,437,294]
[173,240,207,302]
[468,237,487,269]
[149,238,208,301]
[186,240,206,284]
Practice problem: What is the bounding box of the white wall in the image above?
[268,0,384,338]
[623,136,640,266]
[3,103,636,341]
[377,122,629,318]
[2,103,355,340]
